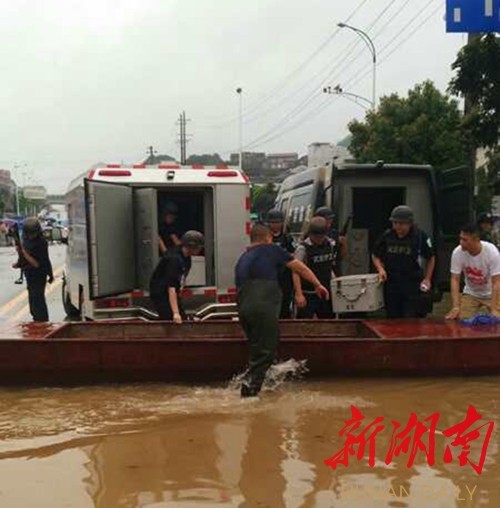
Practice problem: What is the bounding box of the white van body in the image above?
[63,163,251,320]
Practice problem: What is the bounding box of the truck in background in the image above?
[63,163,251,320]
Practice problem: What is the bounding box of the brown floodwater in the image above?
[0,375,498,508]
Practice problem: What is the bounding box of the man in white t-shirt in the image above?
[446,224,500,319]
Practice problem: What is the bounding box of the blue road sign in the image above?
[446,0,500,32]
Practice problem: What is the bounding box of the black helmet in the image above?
[163,202,178,216]
[266,209,284,223]
[389,205,414,223]
[477,212,494,224]
[308,217,328,236]
[314,207,335,220]
[181,230,204,248]
[23,217,42,236]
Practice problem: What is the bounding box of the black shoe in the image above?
[14,279,23,285]
[241,383,260,398]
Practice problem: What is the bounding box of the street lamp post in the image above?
[323,85,374,109]
[338,22,377,109]
[236,87,243,170]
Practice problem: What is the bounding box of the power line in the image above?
[225,0,443,153]
[198,0,373,128]
[229,0,404,151]
[342,0,441,91]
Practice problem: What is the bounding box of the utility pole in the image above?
[178,111,191,165]
[146,145,158,164]
[236,88,243,170]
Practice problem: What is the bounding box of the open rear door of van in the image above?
[134,188,159,292]
[85,179,135,299]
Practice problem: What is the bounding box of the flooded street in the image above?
[0,376,498,508]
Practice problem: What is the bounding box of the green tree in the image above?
[186,153,225,166]
[449,35,500,149]
[476,148,500,214]
[251,183,277,217]
[348,81,468,170]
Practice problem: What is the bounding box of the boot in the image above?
[240,383,260,398]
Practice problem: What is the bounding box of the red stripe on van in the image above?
[106,164,121,168]
[204,288,217,297]
[159,164,180,169]
[191,164,205,169]
[133,164,146,168]
[208,171,238,177]
[246,222,251,235]
[98,170,132,177]
[245,196,251,210]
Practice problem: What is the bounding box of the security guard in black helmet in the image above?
[266,208,296,318]
[236,223,329,397]
[293,217,337,318]
[150,230,204,323]
[477,213,499,248]
[13,217,54,322]
[372,205,436,318]
[314,207,347,269]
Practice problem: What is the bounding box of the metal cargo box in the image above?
[331,274,384,313]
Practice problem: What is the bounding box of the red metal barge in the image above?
[1,319,500,385]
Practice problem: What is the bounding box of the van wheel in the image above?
[62,278,80,318]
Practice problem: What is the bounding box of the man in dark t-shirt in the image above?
[158,202,182,254]
[150,231,204,323]
[235,223,329,398]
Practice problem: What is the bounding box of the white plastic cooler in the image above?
[330,274,384,313]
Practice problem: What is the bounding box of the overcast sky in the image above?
[0,0,466,193]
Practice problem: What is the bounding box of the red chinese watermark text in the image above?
[324,405,494,474]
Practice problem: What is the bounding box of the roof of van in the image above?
[278,162,434,193]
[335,162,433,172]
[66,164,249,193]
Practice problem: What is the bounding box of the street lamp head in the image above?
[337,22,346,28]
[236,87,242,94]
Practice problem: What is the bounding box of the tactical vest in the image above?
[272,232,295,254]
[382,228,423,284]
[302,238,336,291]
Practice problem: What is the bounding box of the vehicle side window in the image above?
[280,198,289,215]
[288,189,313,234]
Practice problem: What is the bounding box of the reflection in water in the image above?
[0,378,497,507]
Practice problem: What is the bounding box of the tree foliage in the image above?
[476,148,500,214]
[251,183,277,217]
[186,153,225,166]
[348,81,468,170]
[449,35,500,149]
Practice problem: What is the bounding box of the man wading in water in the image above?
[235,223,329,398]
